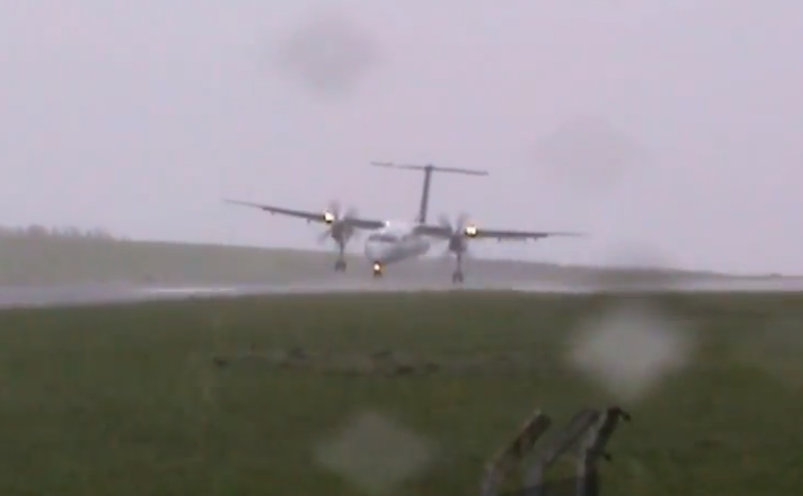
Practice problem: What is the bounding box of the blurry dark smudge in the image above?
[272,10,382,98]
[534,116,646,191]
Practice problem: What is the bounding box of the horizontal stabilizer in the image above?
[370,161,489,176]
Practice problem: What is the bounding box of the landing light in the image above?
[323,211,335,223]
[464,225,478,237]
[373,262,382,272]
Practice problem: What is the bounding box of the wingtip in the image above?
[222,198,253,208]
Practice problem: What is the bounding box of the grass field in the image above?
[0,232,730,286]
[0,235,338,285]
[0,292,801,495]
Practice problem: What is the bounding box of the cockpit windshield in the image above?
[367,232,399,243]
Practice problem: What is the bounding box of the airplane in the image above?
[224,162,583,283]
[223,162,486,274]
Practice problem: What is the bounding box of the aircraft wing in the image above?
[414,222,583,242]
[467,228,583,242]
[223,199,386,230]
[412,224,453,238]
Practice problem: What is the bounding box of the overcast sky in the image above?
[1,1,801,274]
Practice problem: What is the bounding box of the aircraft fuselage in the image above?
[364,222,430,270]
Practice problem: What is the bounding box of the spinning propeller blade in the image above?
[438,212,474,257]
[316,199,360,250]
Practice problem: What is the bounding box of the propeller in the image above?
[316,200,361,249]
[437,212,476,258]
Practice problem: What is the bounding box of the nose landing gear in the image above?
[372,262,384,278]
[334,258,347,272]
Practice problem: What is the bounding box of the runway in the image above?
[0,276,802,310]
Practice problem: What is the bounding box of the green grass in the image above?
[0,292,801,495]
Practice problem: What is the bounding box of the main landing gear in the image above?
[451,254,465,284]
[334,258,347,272]
[372,262,384,278]
[334,241,347,272]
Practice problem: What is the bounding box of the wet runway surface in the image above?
[0,276,802,310]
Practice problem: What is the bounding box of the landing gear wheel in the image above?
[372,263,383,278]
[334,259,347,272]
[452,271,464,284]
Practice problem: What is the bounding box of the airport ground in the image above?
[0,232,738,287]
[0,291,801,495]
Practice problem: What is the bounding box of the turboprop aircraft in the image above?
[224,162,582,283]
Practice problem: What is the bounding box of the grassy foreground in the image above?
[0,292,801,495]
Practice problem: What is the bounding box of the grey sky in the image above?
[1,1,801,274]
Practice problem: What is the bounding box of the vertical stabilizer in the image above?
[369,162,489,224]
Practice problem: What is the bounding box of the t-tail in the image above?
[369,162,489,224]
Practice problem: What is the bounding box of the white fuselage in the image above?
[364,222,431,266]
